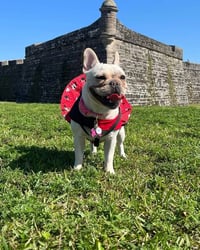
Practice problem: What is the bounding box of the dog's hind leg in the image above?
[90,142,97,154]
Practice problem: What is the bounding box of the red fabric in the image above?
[60,74,86,122]
[60,74,132,130]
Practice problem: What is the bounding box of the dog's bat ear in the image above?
[83,48,100,73]
[113,51,120,65]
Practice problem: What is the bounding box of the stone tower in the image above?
[100,0,118,63]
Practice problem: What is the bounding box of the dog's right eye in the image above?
[120,75,126,80]
[96,75,106,80]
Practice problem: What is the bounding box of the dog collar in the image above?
[80,108,122,147]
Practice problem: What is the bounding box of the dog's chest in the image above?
[70,100,121,146]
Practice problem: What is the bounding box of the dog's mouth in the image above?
[90,88,124,109]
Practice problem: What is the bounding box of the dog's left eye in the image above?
[120,75,126,80]
[96,75,106,80]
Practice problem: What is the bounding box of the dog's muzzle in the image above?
[90,80,124,109]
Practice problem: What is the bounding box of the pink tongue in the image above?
[107,93,123,102]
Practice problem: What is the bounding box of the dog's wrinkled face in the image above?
[88,64,126,109]
[83,48,127,109]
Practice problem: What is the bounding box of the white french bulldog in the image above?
[70,48,129,174]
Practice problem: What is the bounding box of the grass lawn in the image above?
[0,102,199,249]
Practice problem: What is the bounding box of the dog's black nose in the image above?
[109,81,119,87]
[109,81,120,93]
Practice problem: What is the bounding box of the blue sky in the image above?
[1,0,200,63]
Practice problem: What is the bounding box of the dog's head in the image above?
[82,48,127,109]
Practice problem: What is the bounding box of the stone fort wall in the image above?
[0,0,200,105]
[0,60,24,101]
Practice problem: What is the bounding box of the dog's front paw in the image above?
[74,164,83,171]
[105,169,115,174]
[104,166,115,174]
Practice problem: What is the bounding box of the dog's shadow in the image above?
[9,146,74,173]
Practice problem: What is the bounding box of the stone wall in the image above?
[183,62,200,104]
[0,60,24,101]
[18,19,106,103]
[115,21,188,106]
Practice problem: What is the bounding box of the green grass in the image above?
[0,102,199,250]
